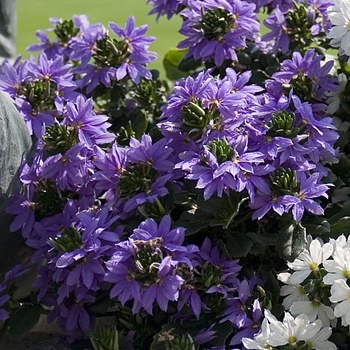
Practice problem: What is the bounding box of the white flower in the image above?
[325,72,348,114]
[290,300,335,327]
[278,272,309,310]
[328,0,350,64]
[328,233,350,249]
[330,278,350,326]
[242,318,272,350]
[264,310,322,347]
[244,311,336,350]
[304,327,337,350]
[323,243,350,285]
[287,238,333,284]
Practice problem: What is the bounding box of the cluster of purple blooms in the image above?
[0,0,345,348]
[160,50,338,222]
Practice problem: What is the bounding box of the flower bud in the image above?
[90,326,119,350]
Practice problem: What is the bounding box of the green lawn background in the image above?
[17,0,183,76]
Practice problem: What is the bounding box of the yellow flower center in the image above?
[309,261,318,270]
[288,335,297,344]
[342,269,350,278]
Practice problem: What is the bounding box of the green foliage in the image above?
[90,326,120,350]
[223,230,254,258]
[6,304,42,341]
[276,222,307,262]
[163,49,189,81]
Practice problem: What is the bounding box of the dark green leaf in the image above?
[163,49,188,80]
[303,278,318,294]
[263,271,281,303]
[271,303,285,319]
[178,55,203,72]
[7,304,42,340]
[205,321,232,348]
[303,217,331,236]
[276,222,307,262]
[175,209,212,235]
[331,154,350,179]
[328,201,350,225]
[247,231,278,246]
[70,339,94,350]
[249,70,269,85]
[197,193,248,229]
[237,51,252,66]
[224,231,253,258]
[130,110,148,139]
[331,216,350,234]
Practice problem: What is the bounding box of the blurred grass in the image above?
[16,1,269,78]
[16,0,183,77]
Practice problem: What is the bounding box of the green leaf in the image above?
[175,209,212,235]
[7,304,42,340]
[237,51,252,66]
[197,193,248,229]
[178,55,203,72]
[327,201,350,226]
[263,271,281,304]
[303,217,331,236]
[249,70,269,85]
[163,48,188,81]
[246,231,278,246]
[276,222,307,262]
[130,110,148,139]
[270,303,285,319]
[224,231,253,258]
[205,321,232,348]
[331,216,350,234]
[331,154,350,179]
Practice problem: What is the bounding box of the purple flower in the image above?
[28,52,74,86]
[0,59,29,97]
[15,97,56,138]
[6,193,36,238]
[177,137,264,200]
[284,172,329,221]
[106,216,194,314]
[220,279,253,328]
[92,143,127,192]
[106,261,142,305]
[109,16,156,84]
[69,23,107,64]
[127,134,174,172]
[262,6,289,54]
[147,0,187,19]
[109,16,155,57]
[94,135,175,214]
[63,95,115,146]
[140,256,184,313]
[0,283,10,321]
[27,15,91,60]
[177,288,202,318]
[229,298,263,346]
[41,143,94,191]
[26,29,64,59]
[194,238,241,297]
[266,49,337,102]
[178,0,259,66]
[53,210,120,269]
[73,64,113,93]
[47,294,95,335]
[193,325,217,345]
[250,185,298,220]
